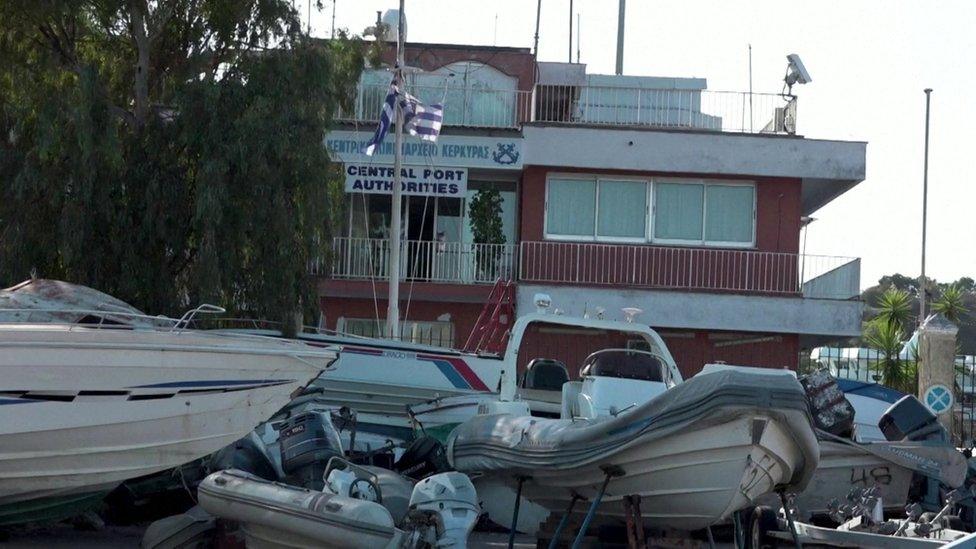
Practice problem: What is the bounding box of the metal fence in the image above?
[337,82,796,134]
[806,349,976,447]
[518,241,859,299]
[532,84,796,134]
[325,237,517,284]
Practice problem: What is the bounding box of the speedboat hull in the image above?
[448,368,819,530]
[0,325,335,513]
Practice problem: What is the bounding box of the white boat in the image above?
[400,315,680,441]
[0,279,338,524]
[198,466,480,549]
[226,310,680,443]
[447,362,820,531]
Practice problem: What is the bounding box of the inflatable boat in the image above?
[447,363,819,531]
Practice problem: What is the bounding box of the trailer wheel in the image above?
[747,505,779,549]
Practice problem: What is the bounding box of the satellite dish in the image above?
[381,9,407,43]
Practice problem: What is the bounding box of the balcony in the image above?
[318,238,859,300]
[518,241,859,300]
[533,85,796,134]
[337,82,795,134]
[319,237,517,285]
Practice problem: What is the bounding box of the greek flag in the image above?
[364,76,398,156]
[400,91,444,142]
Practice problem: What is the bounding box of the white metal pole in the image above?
[386,0,406,340]
[920,88,932,325]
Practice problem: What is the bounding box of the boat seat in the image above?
[521,359,570,392]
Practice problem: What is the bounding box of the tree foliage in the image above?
[468,188,506,278]
[0,1,377,329]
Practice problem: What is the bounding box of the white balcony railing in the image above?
[518,241,858,299]
[320,237,516,285]
[337,82,796,134]
[532,84,796,134]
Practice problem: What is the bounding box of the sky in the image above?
[306,0,976,290]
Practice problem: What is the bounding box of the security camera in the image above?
[785,54,812,91]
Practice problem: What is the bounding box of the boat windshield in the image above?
[579,349,670,383]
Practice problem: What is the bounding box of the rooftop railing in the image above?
[337,82,796,134]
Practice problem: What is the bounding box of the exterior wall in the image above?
[517,284,864,338]
[382,43,536,92]
[520,165,802,253]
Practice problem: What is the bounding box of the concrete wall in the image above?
[517,284,864,338]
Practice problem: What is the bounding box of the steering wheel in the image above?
[348,477,381,503]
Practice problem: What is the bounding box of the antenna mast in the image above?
[386,0,406,340]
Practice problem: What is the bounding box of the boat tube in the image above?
[447,366,819,530]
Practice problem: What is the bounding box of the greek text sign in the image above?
[326,130,522,170]
[345,165,468,197]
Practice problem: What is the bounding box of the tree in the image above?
[864,319,915,393]
[872,286,913,329]
[468,188,506,278]
[0,1,376,331]
[933,285,969,324]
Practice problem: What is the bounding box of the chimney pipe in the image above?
[615,0,625,75]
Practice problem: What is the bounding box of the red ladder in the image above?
[463,278,515,355]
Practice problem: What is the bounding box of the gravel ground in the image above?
[0,525,537,548]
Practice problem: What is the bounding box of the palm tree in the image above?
[873,286,913,330]
[933,285,968,324]
[864,319,915,393]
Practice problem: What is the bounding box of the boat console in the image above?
[562,349,675,420]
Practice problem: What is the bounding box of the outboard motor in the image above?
[394,435,450,480]
[879,395,949,443]
[278,411,344,489]
[405,472,479,548]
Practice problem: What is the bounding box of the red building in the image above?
[318,42,866,381]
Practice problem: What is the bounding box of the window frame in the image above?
[543,174,757,249]
[544,174,651,243]
[650,178,757,248]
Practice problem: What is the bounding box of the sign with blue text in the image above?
[344,164,468,197]
[326,130,522,170]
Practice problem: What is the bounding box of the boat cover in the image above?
[0,279,155,326]
[448,368,818,489]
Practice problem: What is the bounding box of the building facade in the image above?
[317,41,866,380]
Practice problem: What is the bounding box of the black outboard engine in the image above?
[879,395,949,443]
[394,435,450,480]
[279,411,344,489]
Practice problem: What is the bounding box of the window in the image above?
[654,181,754,245]
[654,182,704,241]
[338,318,455,348]
[705,185,755,244]
[597,180,647,239]
[546,178,596,237]
[545,175,755,247]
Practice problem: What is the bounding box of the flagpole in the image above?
[386,0,406,341]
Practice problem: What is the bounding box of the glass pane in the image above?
[547,179,596,236]
[597,180,647,238]
[654,183,703,240]
[705,185,754,243]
